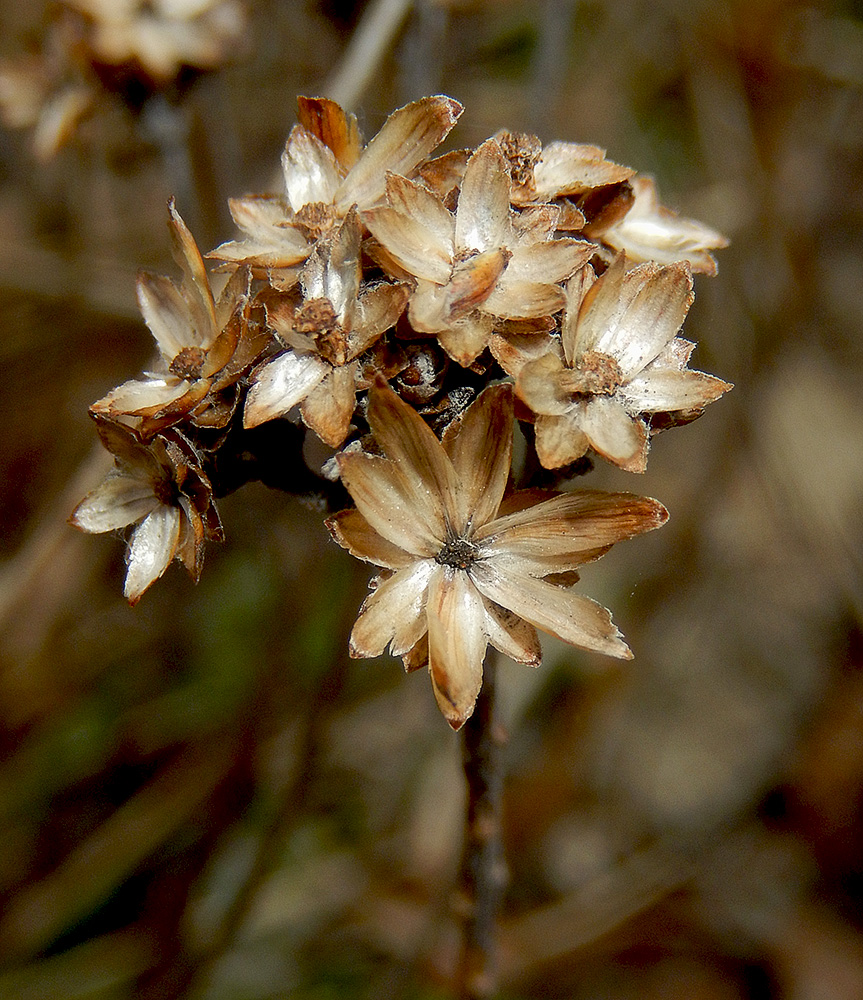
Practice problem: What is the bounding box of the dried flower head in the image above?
[327,380,668,729]
[516,255,732,471]
[70,419,222,604]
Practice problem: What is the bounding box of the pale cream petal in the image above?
[326,508,415,569]
[581,395,648,472]
[442,383,512,534]
[561,264,597,365]
[489,330,559,378]
[205,237,312,268]
[243,351,328,428]
[124,504,181,605]
[534,411,590,469]
[407,279,449,333]
[168,199,217,345]
[336,95,463,212]
[505,239,595,284]
[436,312,494,367]
[337,452,444,556]
[533,141,634,199]
[225,195,289,236]
[572,253,633,356]
[137,272,194,360]
[445,248,509,319]
[482,598,542,667]
[591,263,694,379]
[319,206,362,323]
[363,206,453,284]
[281,125,342,212]
[481,278,565,320]
[383,173,455,260]
[427,567,488,729]
[365,380,459,530]
[351,283,411,357]
[70,473,158,533]
[470,562,631,659]
[92,375,192,417]
[475,490,668,569]
[301,364,357,448]
[455,138,511,252]
[515,352,571,416]
[350,559,436,658]
[511,204,560,244]
[620,368,732,414]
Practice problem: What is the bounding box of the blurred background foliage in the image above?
[0,0,862,997]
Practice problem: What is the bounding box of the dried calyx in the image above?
[71,93,731,725]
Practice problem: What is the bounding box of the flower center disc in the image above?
[436,536,479,570]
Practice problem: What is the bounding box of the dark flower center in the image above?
[436,536,479,570]
[560,350,623,397]
[169,346,207,380]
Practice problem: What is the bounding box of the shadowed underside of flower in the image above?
[326,379,668,729]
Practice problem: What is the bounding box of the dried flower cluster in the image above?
[72,94,731,727]
[0,0,246,158]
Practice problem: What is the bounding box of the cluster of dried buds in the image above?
[72,95,731,728]
[0,0,246,159]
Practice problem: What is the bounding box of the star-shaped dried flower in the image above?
[70,418,222,604]
[364,138,595,367]
[603,176,729,276]
[243,208,409,447]
[91,200,265,437]
[207,95,463,287]
[326,379,668,729]
[516,256,732,472]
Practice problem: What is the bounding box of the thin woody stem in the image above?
[456,657,507,1000]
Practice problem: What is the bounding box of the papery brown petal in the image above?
[70,472,158,533]
[489,330,559,379]
[402,633,429,673]
[511,204,560,244]
[455,138,511,253]
[427,568,487,730]
[561,264,597,365]
[384,172,455,259]
[168,199,217,345]
[297,95,362,170]
[137,272,194,360]
[301,364,357,447]
[481,278,565,320]
[581,395,648,472]
[441,383,512,534]
[363,205,453,284]
[534,142,635,199]
[349,560,436,658]
[176,496,205,581]
[336,95,463,212]
[416,148,469,200]
[621,368,732,414]
[326,508,415,569]
[476,489,668,565]
[201,312,241,379]
[505,239,595,285]
[482,598,542,667]
[446,248,509,320]
[515,352,571,416]
[533,411,590,469]
[337,452,444,557]
[436,312,494,368]
[365,379,460,530]
[351,282,411,358]
[470,561,632,659]
[124,505,181,605]
[243,351,328,428]
[282,125,342,212]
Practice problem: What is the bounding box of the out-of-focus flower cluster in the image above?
[0,0,246,159]
[72,94,731,726]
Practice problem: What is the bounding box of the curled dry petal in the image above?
[124,505,182,605]
[243,351,328,428]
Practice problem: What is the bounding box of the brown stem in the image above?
[456,657,507,1000]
